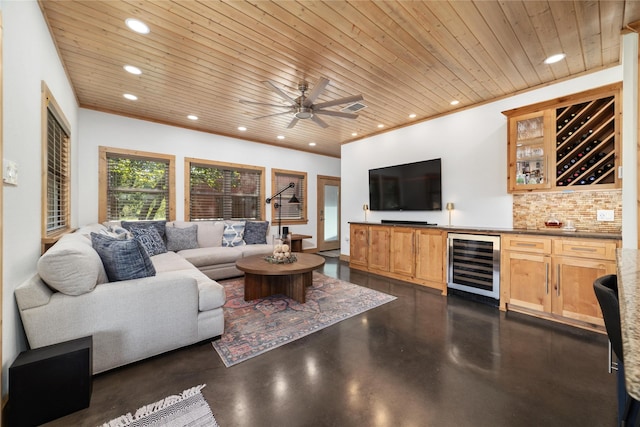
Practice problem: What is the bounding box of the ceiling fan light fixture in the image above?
[294,107,313,119]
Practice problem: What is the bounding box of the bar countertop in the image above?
[349,221,621,240]
[616,248,640,401]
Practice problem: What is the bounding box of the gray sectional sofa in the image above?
[15,220,273,374]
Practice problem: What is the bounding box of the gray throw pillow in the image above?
[90,233,156,282]
[243,221,269,244]
[130,226,167,257]
[166,224,198,251]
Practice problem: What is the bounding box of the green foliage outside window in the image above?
[107,157,169,220]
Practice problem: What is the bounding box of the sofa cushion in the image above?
[37,232,107,296]
[238,244,273,257]
[91,233,156,282]
[165,224,198,251]
[243,221,269,244]
[130,226,168,257]
[177,246,243,267]
[222,221,246,247]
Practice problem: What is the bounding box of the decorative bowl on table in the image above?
[265,243,297,264]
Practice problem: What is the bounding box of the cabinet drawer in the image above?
[553,239,618,260]
[502,235,552,254]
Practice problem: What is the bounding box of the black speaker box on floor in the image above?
[8,336,92,426]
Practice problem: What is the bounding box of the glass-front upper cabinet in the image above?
[507,110,552,192]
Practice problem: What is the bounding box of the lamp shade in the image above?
[446,202,455,211]
[288,194,300,204]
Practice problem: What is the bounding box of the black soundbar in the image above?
[381,220,437,226]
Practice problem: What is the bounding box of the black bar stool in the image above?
[593,274,639,427]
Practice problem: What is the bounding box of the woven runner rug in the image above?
[212,272,396,367]
[100,385,218,427]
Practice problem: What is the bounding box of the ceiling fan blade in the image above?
[253,111,292,120]
[287,117,299,129]
[263,81,297,106]
[313,94,364,110]
[311,115,329,128]
[239,99,292,108]
[303,77,330,107]
[314,110,359,119]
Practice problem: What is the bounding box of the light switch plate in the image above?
[3,159,18,185]
[596,209,614,221]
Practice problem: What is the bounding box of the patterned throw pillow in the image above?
[90,233,156,282]
[165,224,198,251]
[121,220,167,240]
[130,226,167,257]
[243,221,269,245]
[222,221,246,247]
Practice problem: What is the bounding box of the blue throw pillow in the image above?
[121,220,167,240]
[222,221,246,247]
[243,221,269,244]
[90,233,156,282]
[130,226,167,257]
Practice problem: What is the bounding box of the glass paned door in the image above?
[317,176,340,251]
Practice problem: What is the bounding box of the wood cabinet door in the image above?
[504,251,552,313]
[390,228,415,276]
[349,224,369,267]
[368,226,390,272]
[552,256,614,326]
[415,229,445,284]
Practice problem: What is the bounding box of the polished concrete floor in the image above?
[44,258,616,427]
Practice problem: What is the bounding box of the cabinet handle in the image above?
[568,247,597,252]
[515,242,537,247]
[557,265,561,297]
[545,262,549,294]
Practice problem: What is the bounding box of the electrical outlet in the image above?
[596,209,614,221]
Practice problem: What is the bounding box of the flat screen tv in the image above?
[369,158,442,211]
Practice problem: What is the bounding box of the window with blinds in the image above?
[188,160,263,221]
[272,169,307,223]
[105,153,171,221]
[45,106,70,235]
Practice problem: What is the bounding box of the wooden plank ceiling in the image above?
[39,0,640,158]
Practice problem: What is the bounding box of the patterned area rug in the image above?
[100,385,217,427]
[212,272,396,367]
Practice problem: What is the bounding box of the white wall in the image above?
[2,0,79,396]
[341,67,623,255]
[77,109,341,245]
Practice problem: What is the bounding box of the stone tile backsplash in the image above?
[513,190,622,233]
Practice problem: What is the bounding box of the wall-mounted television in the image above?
[369,158,442,211]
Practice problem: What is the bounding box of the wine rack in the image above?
[555,95,616,188]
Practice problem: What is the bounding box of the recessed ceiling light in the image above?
[277,135,285,140]
[377,124,384,128]
[544,53,566,64]
[123,93,138,101]
[125,18,150,34]
[187,114,198,120]
[450,100,460,106]
[409,113,417,119]
[238,126,247,131]
[309,142,316,146]
[352,132,358,137]
[123,65,142,75]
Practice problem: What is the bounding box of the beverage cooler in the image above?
[447,233,501,301]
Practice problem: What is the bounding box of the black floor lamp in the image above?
[266,182,300,237]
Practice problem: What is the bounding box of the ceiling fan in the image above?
[239,77,364,129]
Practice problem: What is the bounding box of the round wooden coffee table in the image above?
[235,253,325,303]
